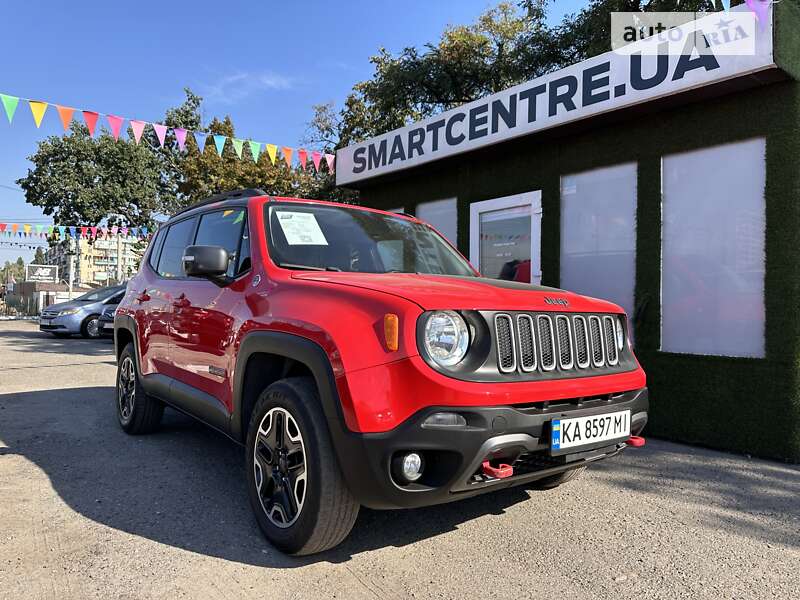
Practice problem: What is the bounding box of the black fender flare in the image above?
[114,314,140,366]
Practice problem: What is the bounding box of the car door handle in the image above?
[173,294,191,309]
[136,291,150,303]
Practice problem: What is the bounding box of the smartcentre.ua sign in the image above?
[336,6,775,185]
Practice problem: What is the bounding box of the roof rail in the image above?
[172,188,267,218]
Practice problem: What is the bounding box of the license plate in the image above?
[551,410,630,453]
[40,319,51,326]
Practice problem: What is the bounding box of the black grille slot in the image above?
[537,316,556,370]
[573,316,590,368]
[516,315,537,372]
[555,316,573,369]
[589,316,605,367]
[603,316,619,365]
[495,314,516,373]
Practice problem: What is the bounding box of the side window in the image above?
[194,209,248,278]
[237,225,251,275]
[147,228,166,271]
[107,291,125,305]
[157,218,197,278]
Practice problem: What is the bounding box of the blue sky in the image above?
[0,0,585,264]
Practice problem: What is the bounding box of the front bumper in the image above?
[335,387,648,509]
[39,314,82,333]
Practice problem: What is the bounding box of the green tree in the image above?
[33,247,46,264]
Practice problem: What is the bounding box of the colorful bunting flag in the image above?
[214,135,227,156]
[1,94,19,123]
[266,144,278,165]
[58,226,66,238]
[107,115,124,141]
[141,227,148,237]
[128,120,146,144]
[23,224,31,235]
[152,123,167,147]
[232,138,244,159]
[91,226,97,238]
[282,147,293,168]
[35,225,44,235]
[80,226,88,238]
[325,153,335,172]
[174,128,187,151]
[311,151,322,172]
[28,101,48,128]
[131,227,138,237]
[11,224,19,235]
[121,227,128,237]
[55,105,75,131]
[111,226,119,236]
[0,224,6,233]
[83,111,99,136]
[297,149,308,170]
[47,225,53,236]
[248,140,261,162]
[68,226,76,237]
[194,131,206,153]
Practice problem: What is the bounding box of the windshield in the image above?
[75,286,122,302]
[265,204,476,276]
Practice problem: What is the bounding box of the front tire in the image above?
[529,466,585,490]
[116,343,164,434]
[246,377,359,555]
[81,314,101,338]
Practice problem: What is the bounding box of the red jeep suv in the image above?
[114,189,648,555]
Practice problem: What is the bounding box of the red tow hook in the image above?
[626,435,646,448]
[482,460,514,479]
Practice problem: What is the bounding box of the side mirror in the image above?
[183,245,229,282]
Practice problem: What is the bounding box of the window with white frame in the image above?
[561,163,637,321]
[416,198,457,245]
[661,138,766,358]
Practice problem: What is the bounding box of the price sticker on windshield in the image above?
[275,211,328,246]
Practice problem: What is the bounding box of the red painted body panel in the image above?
[119,195,647,436]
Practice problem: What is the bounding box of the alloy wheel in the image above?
[118,356,136,421]
[253,407,308,528]
[86,318,100,338]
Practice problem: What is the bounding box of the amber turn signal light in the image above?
[384,313,399,351]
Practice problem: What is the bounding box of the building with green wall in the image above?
[336,4,800,462]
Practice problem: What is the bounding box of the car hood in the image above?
[290,272,623,313]
[44,301,86,313]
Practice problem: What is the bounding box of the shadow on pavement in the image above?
[0,386,536,568]
[0,327,114,358]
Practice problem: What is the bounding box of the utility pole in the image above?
[66,238,76,295]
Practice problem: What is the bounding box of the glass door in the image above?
[469,192,542,284]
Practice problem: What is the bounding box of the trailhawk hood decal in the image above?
[290,272,623,313]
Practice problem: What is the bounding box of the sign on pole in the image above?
[25,264,59,284]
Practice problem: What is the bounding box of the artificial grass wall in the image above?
[354,5,800,461]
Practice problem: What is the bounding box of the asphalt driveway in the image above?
[0,320,797,599]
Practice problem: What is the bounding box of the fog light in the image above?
[422,412,467,428]
[393,452,424,483]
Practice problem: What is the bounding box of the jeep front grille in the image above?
[493,312,624,377]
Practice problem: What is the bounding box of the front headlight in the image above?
[58,308,80,316]
[423,310,469,367]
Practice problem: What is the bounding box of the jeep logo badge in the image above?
[544,297,569,307]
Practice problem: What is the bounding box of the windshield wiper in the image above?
[278,262,341,272]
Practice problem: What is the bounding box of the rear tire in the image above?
[529,466,585,490]
[246,377,359,555]
[116,343,163,434]
[81,314,101,339]
[52,332,70,338]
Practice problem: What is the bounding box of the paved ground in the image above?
[0,320,798,600]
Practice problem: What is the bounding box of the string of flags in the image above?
[0,91,336,173]
[0,223,150,239]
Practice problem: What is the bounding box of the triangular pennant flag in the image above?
[23,224,31,236]
[101,227,108,237]
[131,227,138,238]
[282,147,293,168]
[248,140,261,162]
[231,138,244,159]
[107,115,124,140]
[83,111,99,136]
[194,131,206,153]
[68,226,77,238]
[111,226,119,236]
[57,226,66,238]
[130,120,146,144]
[152,123,167,147]
[174,128,187,151]
[1,94,19,123]
[121,227,129,237]
[141,227,148,237]
[0,223,6,234]
[90,226,97,238]
[311,151,322,172]
[266,144,277,165]
[297,149,308,169]
[55,105,75,131]
[214,135,227,156]
[47,225,53,236]
[11,224,19,235]
[29,101,48,128]
[80,227,88,238]
[35,225,44,235]
[324,153,335,172]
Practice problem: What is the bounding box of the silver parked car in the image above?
[39,285,126,338]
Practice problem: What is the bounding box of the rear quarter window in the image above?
[157,218,197,278]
